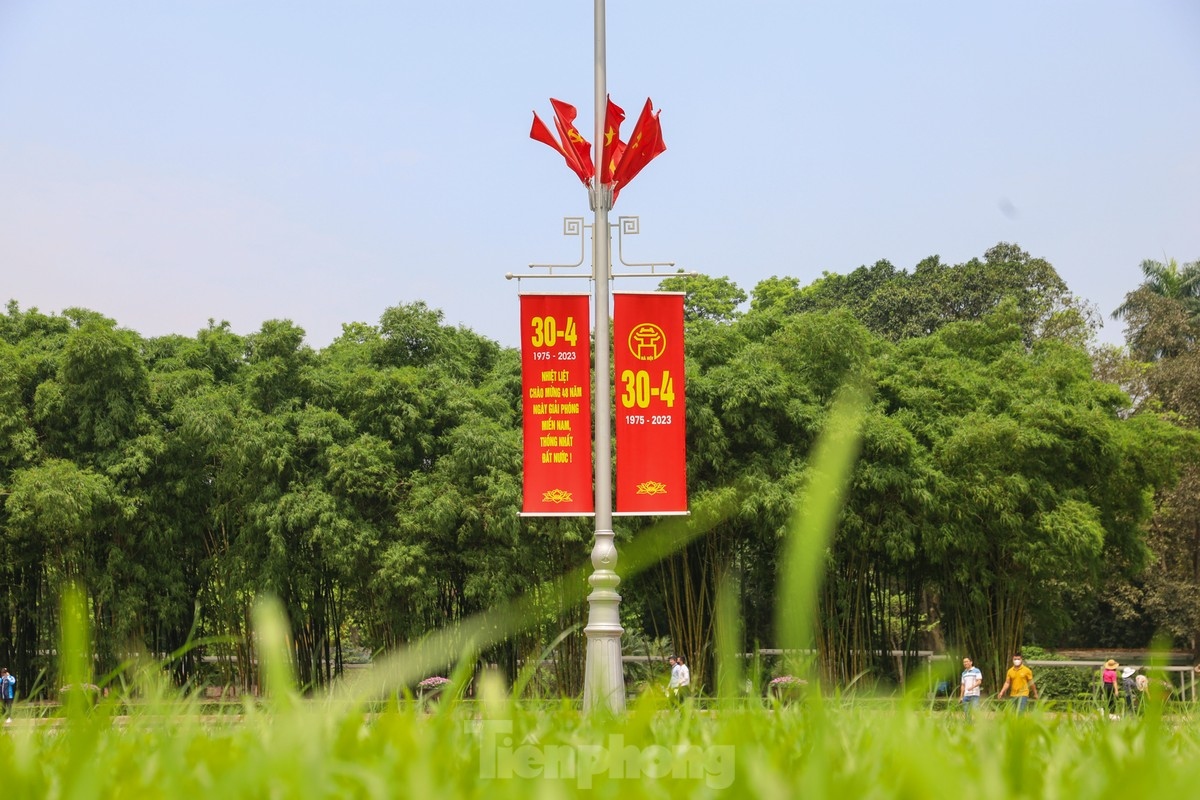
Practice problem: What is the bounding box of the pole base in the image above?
[582,614,625,713]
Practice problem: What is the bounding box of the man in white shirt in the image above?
[960,656,982,718]
[667,654,690,704]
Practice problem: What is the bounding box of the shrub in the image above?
[1021,646,1093,703]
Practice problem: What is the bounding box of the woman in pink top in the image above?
[1101,659,1119,716]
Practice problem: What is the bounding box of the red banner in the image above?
[614,292,687,514]
[521,294,594,515]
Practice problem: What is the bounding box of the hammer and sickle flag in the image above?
[530,99,594,185]
[550,98,595,184]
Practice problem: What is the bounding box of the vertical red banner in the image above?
[614,292,687,514]
[521,294,594,515]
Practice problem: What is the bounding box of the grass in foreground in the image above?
[1,688,1199,798]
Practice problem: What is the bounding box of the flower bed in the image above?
[768,676,808,702]
[416,676,451,701]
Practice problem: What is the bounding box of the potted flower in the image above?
[768,675,807,703]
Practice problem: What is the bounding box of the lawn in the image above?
[2,682,1198,798]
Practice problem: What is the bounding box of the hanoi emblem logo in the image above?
[628,323,667,361]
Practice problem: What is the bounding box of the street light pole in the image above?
[581,0,625,714]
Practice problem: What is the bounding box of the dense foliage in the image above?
[0,244,1196,696]
[1103,257,1200,654]
[0,301,593,694]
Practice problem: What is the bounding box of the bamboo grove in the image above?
[1,243,1197,695]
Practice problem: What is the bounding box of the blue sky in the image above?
[2,1,1197,350]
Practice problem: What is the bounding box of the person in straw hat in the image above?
[1101,658,1120,717]
[1120,666,1139,716]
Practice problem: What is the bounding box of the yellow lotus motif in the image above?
[635,481,667,496]
[543,489,574,504]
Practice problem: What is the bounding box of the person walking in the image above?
[676,655,690,699]
[667,654,690,704]
[1101,659,1120,718]
[1121,666,1139,716]
[0,667,15,723]
[960,657,983,718]
[997,653,1038,713]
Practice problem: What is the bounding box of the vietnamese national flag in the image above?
[530,111,592,185]
[609,139,627,186]
[600,95,626,185]
[612,98,666,201]
[550,98,595,183]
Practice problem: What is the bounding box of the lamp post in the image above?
[515,0,681,714]
[581,0,624,715]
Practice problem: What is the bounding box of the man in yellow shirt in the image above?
[997,653,1038,712]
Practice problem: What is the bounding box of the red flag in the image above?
[612,98,666,201]
[530,108,591,185]
[550,98,595,184]
[609,140,627,184]
[530,111,592,184]
[530,111,566,155]
[600,95,626,185]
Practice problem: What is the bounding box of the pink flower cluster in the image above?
[769,676,807,687]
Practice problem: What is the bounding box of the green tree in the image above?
[1112,258,1200,361]
[881,314,1180,683]
[35,318,149,460]
[748,275,800,316]
[784,244,1095,345]
[1110,256,1200,656]
[658,274,747,324]
[1112,258,1200,323]
[655,306,880,689]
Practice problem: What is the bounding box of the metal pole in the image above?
[582,0,625,714]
